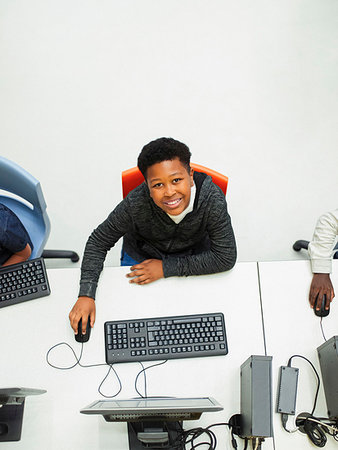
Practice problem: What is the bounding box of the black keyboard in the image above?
[0,257,50,308]
[105,312,228,364]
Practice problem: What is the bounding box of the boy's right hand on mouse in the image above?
[69,297,96,334]
[309,273,335,310]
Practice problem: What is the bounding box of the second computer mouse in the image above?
[314,294,330,317]
[75,317,91,343]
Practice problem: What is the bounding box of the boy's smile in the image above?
[146,158,194,216]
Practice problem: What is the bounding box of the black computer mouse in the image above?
[314,294,330,317]
[75,317,91,342]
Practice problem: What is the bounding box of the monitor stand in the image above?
[127,420,182,449]
[0,399,25,442]
[0,388,46,442]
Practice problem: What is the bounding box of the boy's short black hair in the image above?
[137,137,191,178]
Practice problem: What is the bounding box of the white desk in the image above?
[259,260,338,450]
[0,262,268,449]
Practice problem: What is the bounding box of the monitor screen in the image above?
[80,397,223,422]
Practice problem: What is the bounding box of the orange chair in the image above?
[122,163,228,198]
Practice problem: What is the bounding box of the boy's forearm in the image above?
[79,229,113,299]
[308,209,338,274]
[78,204,130,299]
[163,245,236,277]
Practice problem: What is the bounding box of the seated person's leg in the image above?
[120,247,139,266]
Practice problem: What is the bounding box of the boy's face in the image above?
[146,158,194,216]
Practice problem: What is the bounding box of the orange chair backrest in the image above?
[122,163,228,198]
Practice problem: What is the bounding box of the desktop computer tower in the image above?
[240,355,273,438]
[317,336,338,420]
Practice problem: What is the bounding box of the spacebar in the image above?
[173,317,201,324]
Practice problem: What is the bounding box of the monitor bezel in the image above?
[80,397,223,418]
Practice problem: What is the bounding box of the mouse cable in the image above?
[320,317,327,342]
[134,360,168,398]
[45,341,122,398]
[287,354,320,415]
[137,361,146,397]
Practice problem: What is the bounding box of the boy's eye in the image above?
[152,182,163,188]
[172,178,182,183]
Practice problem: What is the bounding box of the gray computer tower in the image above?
[240,355,273,438]
[317,336,338,419]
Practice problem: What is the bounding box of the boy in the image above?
[308,208,338,312]
[0,203,32,266]
[69,137,237,335]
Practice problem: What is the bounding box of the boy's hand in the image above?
[69,297,96,334]
[126,259,164,285]
[309,273,335,310]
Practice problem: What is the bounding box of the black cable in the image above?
[46,341,122,398]
[287,354,320,415]
[46,341,84,370]
[171,422,234,450]
[281,413,296,433]
[282,355,338,446]
[320,318,327,342]
[256,262,268,356]
[173,426,217,450]
[137,361,147,398]
[134,360,168,398]
[297,415,328,447]
[98,365,122,398]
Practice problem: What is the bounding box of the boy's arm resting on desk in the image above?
[163,205,236,278]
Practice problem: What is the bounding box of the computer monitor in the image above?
[0,388,46,442]
[81,397,223,449]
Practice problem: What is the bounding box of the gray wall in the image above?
[1,0,337,267]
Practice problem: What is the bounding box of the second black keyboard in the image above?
[105,312,228,364]
[0,257,50,308]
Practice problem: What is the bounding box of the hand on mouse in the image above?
[309,273,335,310]
[126,259,164,285]
[69,296,96,334]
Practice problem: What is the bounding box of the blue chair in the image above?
[0,156,79,262]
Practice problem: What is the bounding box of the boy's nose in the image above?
[164,184,175,196]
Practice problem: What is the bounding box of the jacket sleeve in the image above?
[308,209,338,274]
[162,196,237,277]
[79,199,132,299]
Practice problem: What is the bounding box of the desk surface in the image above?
[259,259,338,450]
[0,262,268,449]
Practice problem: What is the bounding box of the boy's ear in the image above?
[189,167,194,186]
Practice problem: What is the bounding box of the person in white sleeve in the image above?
[308,209,338,312]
